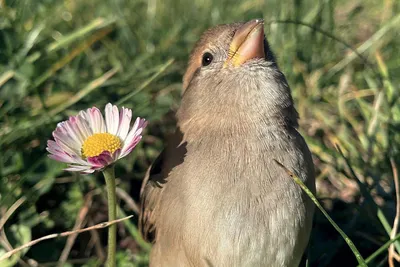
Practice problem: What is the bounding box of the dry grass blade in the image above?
[116,58,175,106]
[32,27,114,91]
[361,233,400,266]
[389,158,400,267]
[0,196,26,231]
[329,13,400,76]
[116,187,139,214]
[49,67,119,116]
[267,19,377,81]
[0,215,133,262]
[46,18,115,53]
[57,192,95,267]
[0,198,30,266]
[0,230,32,267]
[87,218,106,261]
[0,70,14,88]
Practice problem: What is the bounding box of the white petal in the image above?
[120,135,142,158]
[77,111,93,138]
[65,165,94,173]
[85,107,106,133]
[116,107,132,141]
[113,149,121,160]
[52,122,81,155]
[62,116,85,146]
[120,118,147,157]
[48,154,75,164]
[47,141,78,164]
[105,103,119,135]
[124,117,139,142]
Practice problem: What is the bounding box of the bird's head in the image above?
[178,19,298,139]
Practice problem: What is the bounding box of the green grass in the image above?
[1,0,400,266]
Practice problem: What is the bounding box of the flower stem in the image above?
[102,165,117,267]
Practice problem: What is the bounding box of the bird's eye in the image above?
[201,52,213,66]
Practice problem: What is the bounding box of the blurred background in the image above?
[1,0,399,266]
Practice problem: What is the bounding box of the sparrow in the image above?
[139,19,315,267]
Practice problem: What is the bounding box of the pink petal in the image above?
[52,122,81,155]
[62,116,87,145]
[48,137,89,166]
[48,154,74,164]
[120,135,142,158]
[123,118,147,143]
[76,112,93,138]
[81,107,106,133]
[112,148,121,161]
[120,118,147,157]
[120,119,145,156]
[46,141,76,163]
[87,151,115,169]
[105,103,120,135]
[47,103,147,173]
[116,107,132,141]
[46,140,62,154]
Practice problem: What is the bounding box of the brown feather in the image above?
[139,128,186,242]
[140,20,315,267]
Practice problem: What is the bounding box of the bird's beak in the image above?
[224,19,265,68]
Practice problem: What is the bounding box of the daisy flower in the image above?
[47,103,147,173]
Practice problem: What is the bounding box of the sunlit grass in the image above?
[0,0,399,266]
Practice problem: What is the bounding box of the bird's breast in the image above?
[155,129,313,266]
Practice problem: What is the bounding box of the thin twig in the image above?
[389,158,400,267]
[0,196,32,267]
[0,231,32,267]
[57,193,93,266]
[0,215,133,262]
[393,251,400,262]
[87,218,106,261]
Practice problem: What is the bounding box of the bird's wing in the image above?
[139,129,186,242]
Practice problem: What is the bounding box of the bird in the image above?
[139,19,315,267]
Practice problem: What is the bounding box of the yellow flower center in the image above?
[82,133,122,158]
